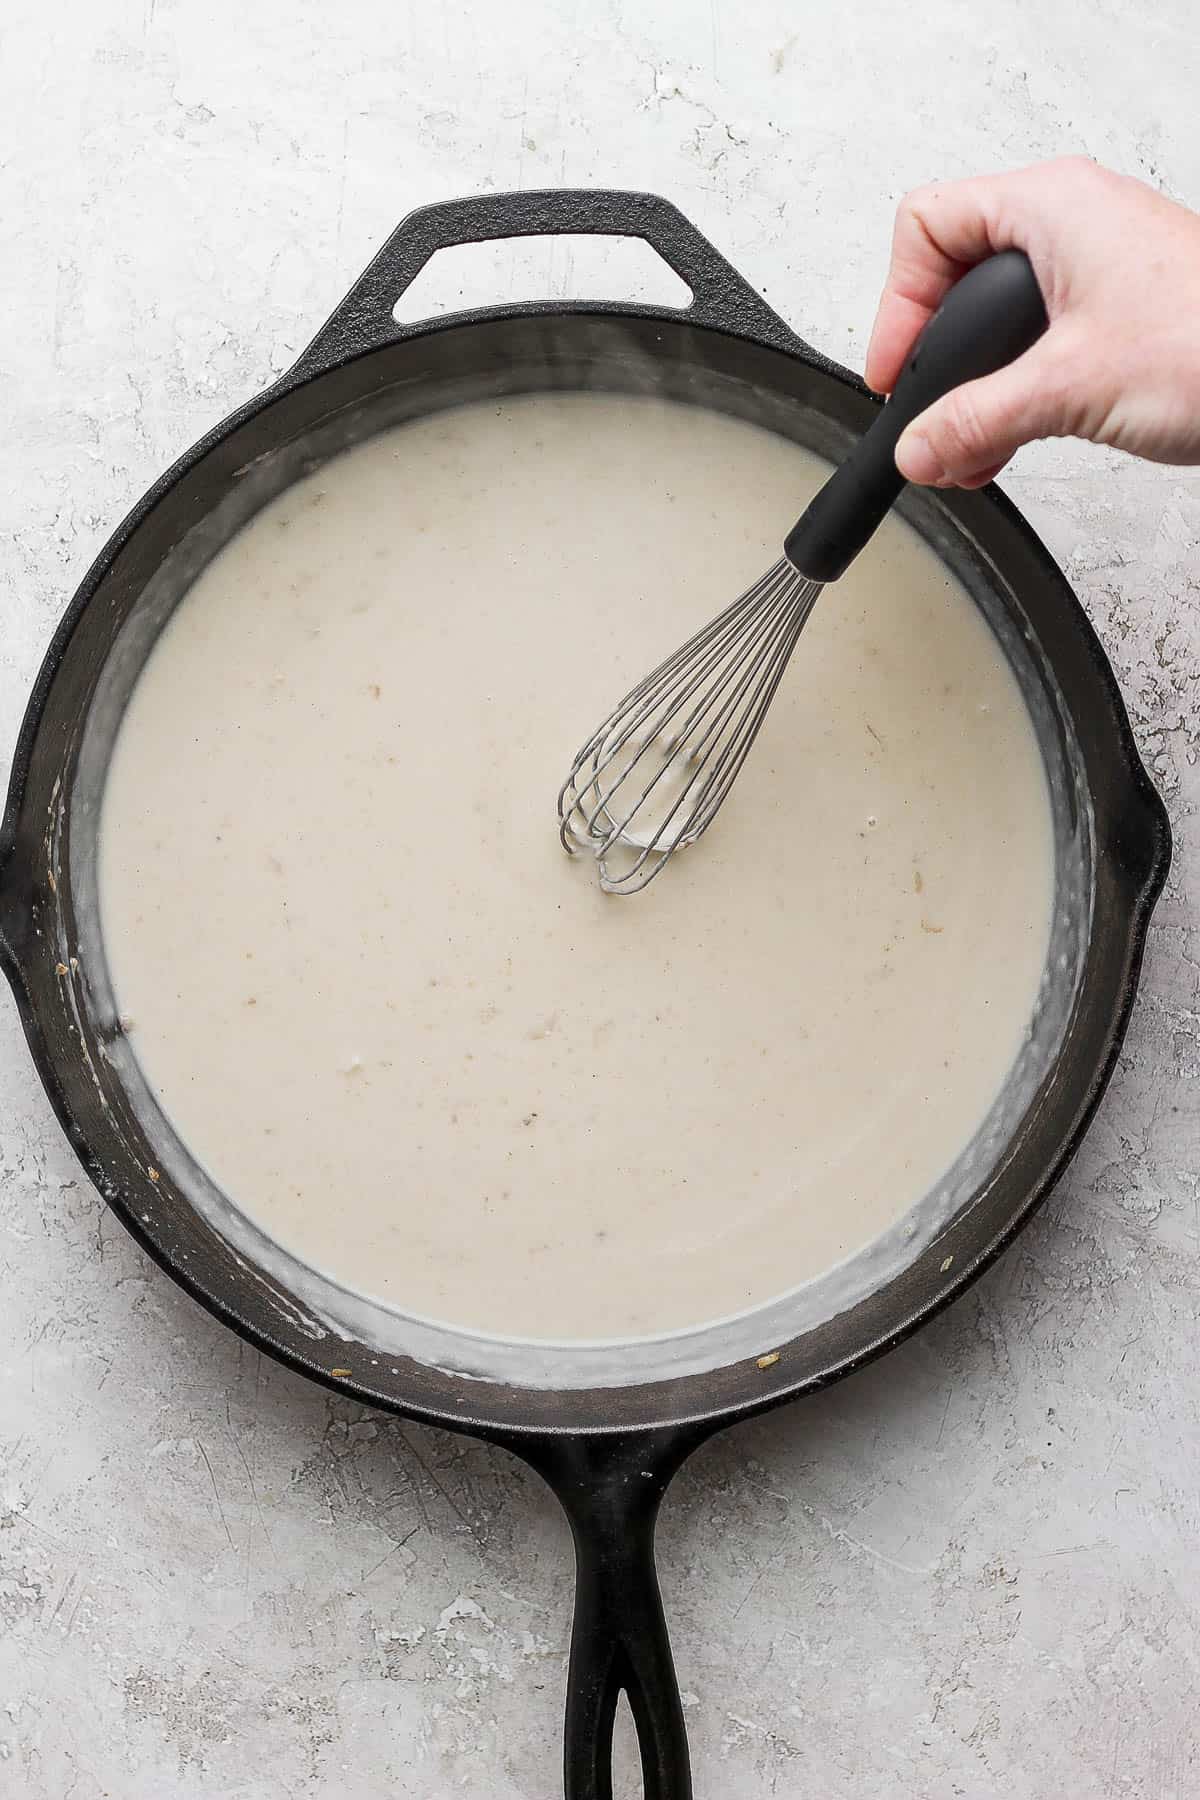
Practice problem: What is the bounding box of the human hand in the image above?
[865,157,1200,487]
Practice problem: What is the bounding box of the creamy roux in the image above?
[98,394,1054,1340]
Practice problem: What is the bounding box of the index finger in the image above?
[864,173,1022,394]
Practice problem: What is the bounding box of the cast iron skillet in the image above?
[0,190,1171,1798]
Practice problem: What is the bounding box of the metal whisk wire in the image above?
[557,559,822,894]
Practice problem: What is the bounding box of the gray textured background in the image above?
[1,2,1197,1795]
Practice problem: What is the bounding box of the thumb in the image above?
[895,340,1070,486]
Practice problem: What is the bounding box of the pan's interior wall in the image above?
[21,316,1097,1407]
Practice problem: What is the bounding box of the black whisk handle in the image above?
[783,250,1048,583]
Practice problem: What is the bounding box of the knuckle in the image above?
[1047,153,1108,195]
[1039,331,1093,428]
[1042,344,1081,408]
[938,388,991,465]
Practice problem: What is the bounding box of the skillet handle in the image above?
[289,188,808,379]
[518,1428,700,1800]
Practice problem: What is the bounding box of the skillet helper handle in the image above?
[291,188,804,379]
[784,250,1048,583]
[519,1430,696,1800]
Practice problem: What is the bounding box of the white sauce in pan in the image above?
[98,394,1054,1340]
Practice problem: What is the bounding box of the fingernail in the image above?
[896,428,948,487]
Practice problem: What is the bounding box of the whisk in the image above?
[558,251,1048,893]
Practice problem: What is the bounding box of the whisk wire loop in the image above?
[557,559,821,893]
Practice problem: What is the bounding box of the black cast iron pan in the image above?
[0,190,1171,1798]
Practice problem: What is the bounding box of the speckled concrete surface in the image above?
[2,3,1198,1796]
